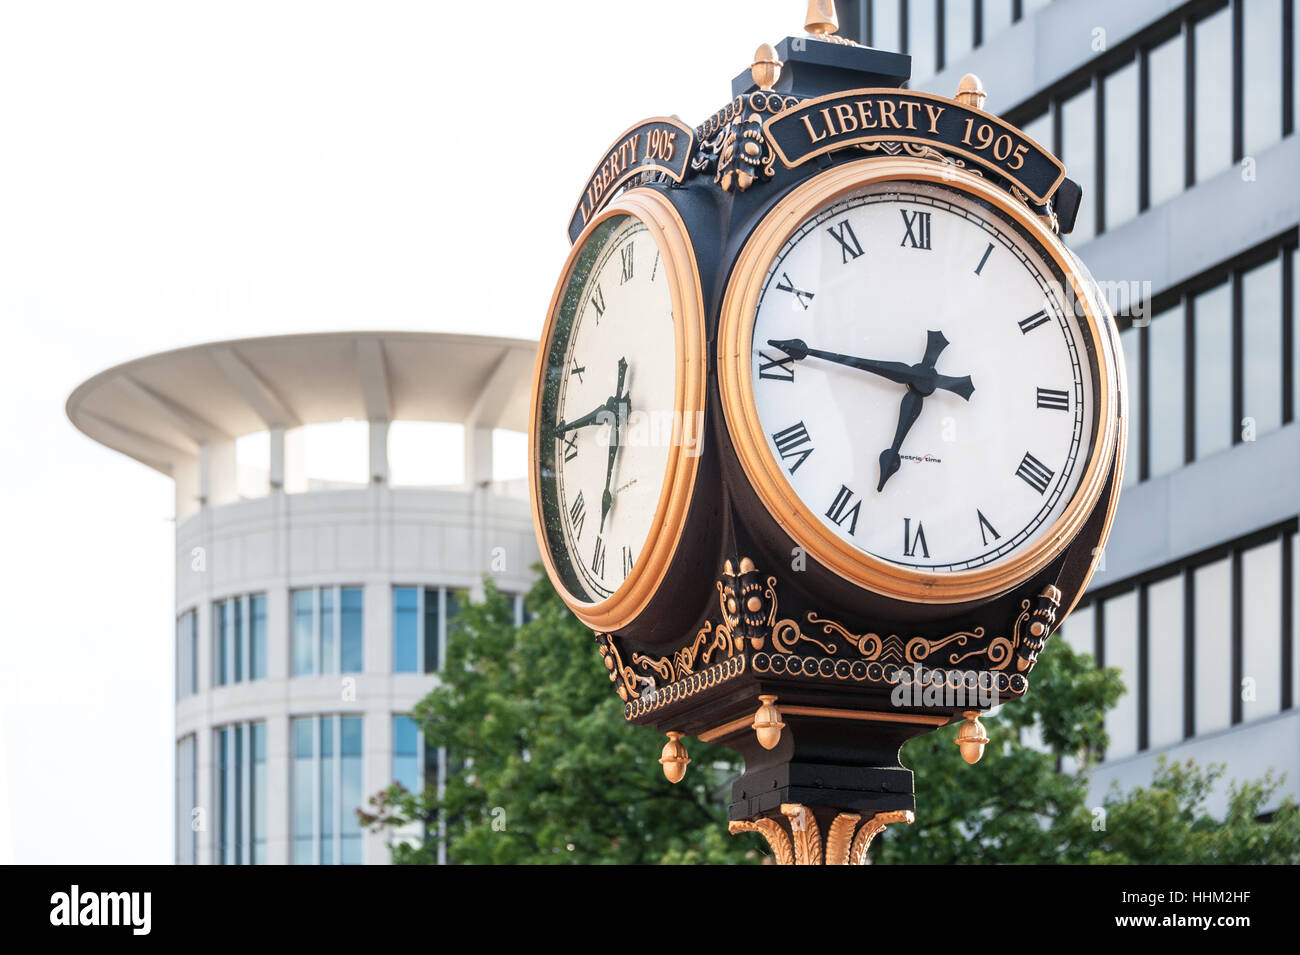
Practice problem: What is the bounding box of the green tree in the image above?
[363,574,1300,865]
[359,574,758,864]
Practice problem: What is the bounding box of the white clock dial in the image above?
[538,214,677,601]
[750,180,1097,573]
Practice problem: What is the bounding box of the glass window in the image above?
[1103,60,1139,230]
[216,721,266,865]
[320,587,336,676]
[341,588,364,673]
[425,589,443,673]
[907,0,937,82]
[872,0,901,52]
[1022,0,1050,14]
[1294,249,1299,422]
[250,594,267,681]
[394,715,421,792]
[1020,109,1054,156]
[1194,557,1233,734]
[293,714,366,865]
[293,589,314,676]
[1194,7,1233,182]
[215,601,229,687]
[293,718,314,864]
[1060,85,1097,243]
[251,723,266,864]
[175,735,197,865]
[176,610,197,698]
[1147,33,1186,206]
[981,0,1014,43]
[943,0,973,67]
[1120,325,1142,485]
[342,717,363,865]
[1243,0,1283,156]
[1242,540,1283,719]
[1148,301,1186,477]
[1242,259,1283,436]
[1062,603,1095,659]
[1147,575,1186,749]
[394,587,420,673]
[1103,592,1139,760]
[1193,281,1232,459]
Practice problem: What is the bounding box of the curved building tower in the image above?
[68,332,539,864]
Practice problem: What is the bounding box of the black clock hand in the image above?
[600,358,629,531]
[878,390,923,491]
[767,337,974,401]
[553,402,613,437]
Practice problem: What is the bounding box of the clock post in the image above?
[530,0,1125,865]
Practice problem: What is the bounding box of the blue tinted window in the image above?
[1194,7,1232,182]
[341,588,363,673]
[394,587,419,673]
[1147,34,1186,206]
[250,594,267,681]
[292,589,314,676]
[320,587,336,675]
[1193,281,1232,459]
[1242,259,1283,436]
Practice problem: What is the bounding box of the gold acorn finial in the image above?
[751,43,782,91]
[805,0,839,36]
[955,711,990,765]
[956,73,987,109]
[659,731,691,783]
[752,694,785,750]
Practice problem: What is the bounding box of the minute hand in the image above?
[767,338,974,400]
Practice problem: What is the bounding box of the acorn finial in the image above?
[751,43,782,91]
[956,73,987,109]
[805,0,839,36]
[955,711,990,765]
[752,694,785,750]
[659,731,691,783]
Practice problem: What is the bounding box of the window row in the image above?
[182,586,533,685]
[1009,0,1297,244]
[1060,525,1298,761]
[1120,242,1297,485]
[845,0,1055,82]
[214,593,268,686]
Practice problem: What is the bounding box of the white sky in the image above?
[0,0,806,863]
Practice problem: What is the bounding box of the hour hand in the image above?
[553,403,610,436]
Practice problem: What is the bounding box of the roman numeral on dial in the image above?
[1014,452,1055,495]
[1036,387,1070,411]
[974,242,994,275]
[562,433,579,462]
[771,421,814,474]
[758,348,797,382]
[620,244,634,284]
[568,491,586,540]
[903,517,929,558]
[591,535,606,577]
[977,509,1001,546]
[826,219,864,263]
[590,285,606,322]
[900,209,932,250]
[1017,309,1050,334]
[825,484,863,536]
[774,272,816,309]
[569,358,585,384]
[621,546,634,576]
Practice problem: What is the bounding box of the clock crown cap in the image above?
[804,0,839,36]
[751,43,782,91]
[955,73,988,110]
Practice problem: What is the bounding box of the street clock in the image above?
[528,2,1127,864]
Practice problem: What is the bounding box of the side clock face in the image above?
[532,197,705,628]
[721,166,1116,602]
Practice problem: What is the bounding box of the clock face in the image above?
[535,213,679,604]
[746,179,1099,575]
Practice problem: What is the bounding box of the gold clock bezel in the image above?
[529,188,707,632]
[717,157,1121,606]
